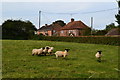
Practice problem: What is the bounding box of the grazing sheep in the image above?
[32,47,45,56]
[54,49,70,58]
[42,46,50,56]
[95,51,102,62]
[48,47,54,54]
[45,46,50,49]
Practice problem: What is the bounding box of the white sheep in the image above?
[95,51,102,62]
[54,49,70,58]
[32,47,45,56]
[48,47,54,54]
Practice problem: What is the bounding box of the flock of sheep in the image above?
[32,46,70,58]
[32,46,102,62]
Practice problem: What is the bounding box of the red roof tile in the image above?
[61,21,89,30]
[38,23,62,31]
[106,28,120,35]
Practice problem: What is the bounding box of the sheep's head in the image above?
[42,47,45,50]
[65,49,70,52]
[45,46,50,48]
[50,47,54,50]
[97,50,102,54]
[46,46,50,50]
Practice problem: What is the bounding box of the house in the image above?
[105,28,120,36]
[37,23,62,36]
[37,18,91,36]
[60,18,91,36]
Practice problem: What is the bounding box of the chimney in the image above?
[45,24,48,27]
[71,18,74,22]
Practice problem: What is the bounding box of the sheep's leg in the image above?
[97,57,101,62]
[63,55,66,58]
[99,57,101,62]
[50,52,52,55]
[32,52,34,56]
[56,55,58,58]
[32,54,34,56]
[37,53,40,56]
[36,52,39,56]
[41,52,44,55]
[44,53,46,56]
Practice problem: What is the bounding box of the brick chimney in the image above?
[71,18,74,22]
[45,24,48,27]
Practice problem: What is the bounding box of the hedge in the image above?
[31,35,120,46]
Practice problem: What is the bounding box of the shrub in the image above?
[32,36,120,46]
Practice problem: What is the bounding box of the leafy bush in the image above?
[32,36,120,46]
[2,19,37,40]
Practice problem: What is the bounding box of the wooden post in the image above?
[91,17,93,36]
[39,11,41,29]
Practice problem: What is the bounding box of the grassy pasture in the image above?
[2,40,119,78]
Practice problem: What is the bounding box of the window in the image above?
[53,30,56,33]
[68,30,73,33]
[61,31,64,33]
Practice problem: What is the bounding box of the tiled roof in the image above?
[38,23,62,31]
[51,23,62,31]
[38,25,52,31]
[106,28,120,35]
[61,21,89,30]
[38,19,89,31]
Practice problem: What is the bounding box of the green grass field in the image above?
[2,40,119,78]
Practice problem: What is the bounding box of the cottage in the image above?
[37,23,62,36]
[37,18,91,36]
[60,18,91,36]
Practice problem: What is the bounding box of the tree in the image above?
[83,27,91,36]
[115,14,120,28]
[91,29,98,35]
[2,19,37,39]
[115,0,120,28]
[118,0,120,7]
[95,30,107,35]
[53,20,66,27]
[105,23,117,31]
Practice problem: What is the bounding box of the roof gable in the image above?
[38,23,62,31]
[61,21,89,30]
[106,28,120,35]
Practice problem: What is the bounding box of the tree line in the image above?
[2,20,37,40]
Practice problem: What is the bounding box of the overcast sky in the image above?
[1,0,118,30]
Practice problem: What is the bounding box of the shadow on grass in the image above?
[101,59,107,62]
[31,53,55,57]
[52,57,77,60]
[96,59,107,63]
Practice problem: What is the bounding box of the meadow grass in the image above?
[2,40,119,78]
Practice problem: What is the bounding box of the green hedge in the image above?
[32,35,120,46]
